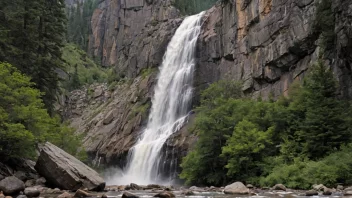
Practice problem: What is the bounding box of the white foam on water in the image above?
[106,11,205,185]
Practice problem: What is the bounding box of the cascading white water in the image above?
[116,12,205,185]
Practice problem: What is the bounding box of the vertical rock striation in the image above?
[195,0,352,100]
[89,0,180,75]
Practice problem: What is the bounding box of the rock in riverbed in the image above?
[24,187,40,197]
[122,192,139,198]
[73,189,93,198]
[0,176,25,195]
[344,187,352,196]
[147,184,161,189]
[181,191,194,196]
[323,187,333,195]
[153,192,175,198]
[313,184,326,191]
[57,192,72,198]
[129,184,142,190]
[306,190,318,196]
[35,142,105,191]
[224,182,249,194]
[273,184,286,191]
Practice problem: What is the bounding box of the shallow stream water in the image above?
[103,190,346,198]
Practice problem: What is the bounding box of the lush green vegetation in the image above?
[0,0,94,162]
[180,60,352,188]
[62,44,108,91]
[0,0,66,114]
[66,0,98,51]
[0,62,85,160]
[173,0,218,15]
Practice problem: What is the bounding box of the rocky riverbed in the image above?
[1,142,352,198]
[35,184,352,198]
[2,176,352,198]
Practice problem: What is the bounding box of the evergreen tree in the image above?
[71,64,81,90]
[66,0,98,51]
[295,61,350,159]
[0,0,67,113]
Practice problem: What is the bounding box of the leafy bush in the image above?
[261,145,352,189]
[141,67,157,79]
[0,62,85,160]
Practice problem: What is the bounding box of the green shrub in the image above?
[261,145,352,189]
[141,67,157,79]
[107,68,121,84]
[0,62,84,160]
[108,81,118,91]
[130,102,151,119]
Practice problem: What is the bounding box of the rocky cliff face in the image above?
[89,0,180,73]
[64,0,352,179]
[195,0,352,100]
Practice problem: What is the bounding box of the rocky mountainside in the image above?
[63,0,352,177]
[195,0,352,100]
[88,0,180,73]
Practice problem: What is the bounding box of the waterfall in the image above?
[117,12,205,185]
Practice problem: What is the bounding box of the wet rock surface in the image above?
[122,192,139,198]
[153,191,175,198]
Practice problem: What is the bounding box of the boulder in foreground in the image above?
[153,192,175,198]
[223,182,249,194]
[34,142,105,191]
[122,192,139,198]
[0,176,25,195]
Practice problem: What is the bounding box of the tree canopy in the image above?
[180,60,352,188]
[0,0,67,114]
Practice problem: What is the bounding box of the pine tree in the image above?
[0,0,67,114]
[295,60,351,159]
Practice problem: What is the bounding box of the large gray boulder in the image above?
[223,182,249,194]
[34,142,105,191]
[0,176,25,195]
